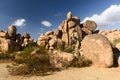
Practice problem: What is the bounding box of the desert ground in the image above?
[0,63,120,80]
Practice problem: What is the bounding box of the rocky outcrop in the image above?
[81,34,113,67]
[7,25,17,41]
[0,25,34,52]
[37,12,97,50]
[0,38,21,52]
[98,29,120,44]
[21,32,34,47]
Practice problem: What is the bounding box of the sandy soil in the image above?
[0,63,120,80]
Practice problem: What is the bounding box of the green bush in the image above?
[8,44,52,76]
[71,56,92,68]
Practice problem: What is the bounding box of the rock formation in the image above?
[0,25,34,52]
[49,50,75,68]
[1,11,120,68]
[21,32,34,47]
[37,12,97,51]
[98,29,120,44]
[81,34,113,67]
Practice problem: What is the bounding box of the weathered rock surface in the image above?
[83,20,97,32]
[7,25,17,40]
[81,34,113,68]
[49,50,75,68]
[0,38,21,52]
[0,25,34,52]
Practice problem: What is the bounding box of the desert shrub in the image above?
[8,44,52,76]
[71,56,92,68]
[0,52,15,62]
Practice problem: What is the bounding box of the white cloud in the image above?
[12,19,26,27]
[41,21,52,27]
[82,5,120,27]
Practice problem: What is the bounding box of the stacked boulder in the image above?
[37,30,64,50]
[37,12,97,50]
[60,12,82,49]
[81,20,97,36]
[21,32,34,47]
[37,11,120,68]
[0,25,21,52]
[37,12,98,68]
[0,25,34,52]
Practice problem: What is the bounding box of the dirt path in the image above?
[0,63,120,80]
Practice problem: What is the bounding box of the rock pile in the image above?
[0,25,34,52]
[2,11,120,68]
[21,32,34,47]
[37,12,97,50]
[37,12,120,68]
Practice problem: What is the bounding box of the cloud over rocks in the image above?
[83,5,120,27]
[41,21,52,27]
[12,19,26,27]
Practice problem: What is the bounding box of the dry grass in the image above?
[71,56,92,68]
[8,44,53,76]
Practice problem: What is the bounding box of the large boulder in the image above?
[7,25,17,40]
[83,20,97,32]
[0,38,21,52]
[49,50,74,68]
[81,34,113,67]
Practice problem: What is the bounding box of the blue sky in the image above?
[0,0,120,40]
